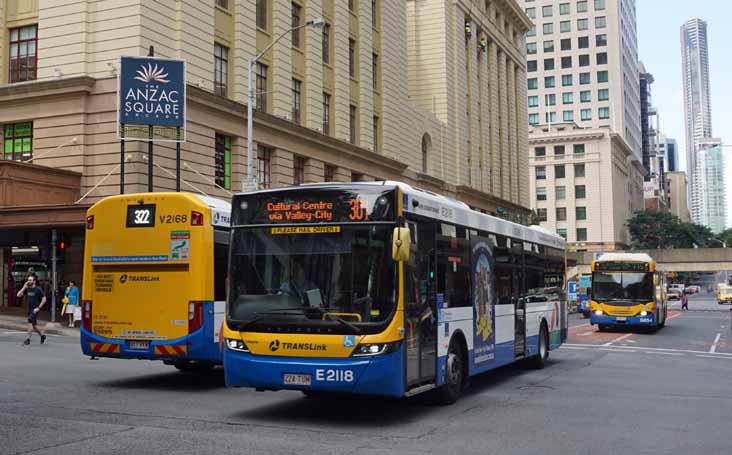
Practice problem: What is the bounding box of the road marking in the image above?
[602,333,634,347]
[560,346,588,350]
[646,351,684,356]
[696,355,732,360]
[565,343,732,357]
[578,331,595,336]
[600,348,636,353]
[569,322,591,330]
[710,333,722,353]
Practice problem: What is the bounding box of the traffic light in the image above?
[55,235,68,263]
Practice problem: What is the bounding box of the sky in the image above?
[637,1,732,173]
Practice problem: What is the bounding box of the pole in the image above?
[147,45,155,192]
[120,125,125,194]
[50,229,57,323]
[176,127,181,192]
[246,58,254,191]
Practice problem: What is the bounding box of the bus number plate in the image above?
[283,373,311,386]
[129,341,150,350]
[615,317,627,322]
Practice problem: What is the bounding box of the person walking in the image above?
[63,281,80,328]
[17,275,47,345]
[681,291,689,311]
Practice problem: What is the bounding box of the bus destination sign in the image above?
[594,261,649,272]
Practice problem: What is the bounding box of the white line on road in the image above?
[710,333,722,354]
[565,343,732,357]
[600,348,636,353]
[646,351,684,356]
[560,346,588,350]
[696,355,732,360]
[603,333,634,347]
[569,322,591,330]
[578,331,595,336]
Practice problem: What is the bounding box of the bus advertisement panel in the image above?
[80,192,230,371]
[223,182,567,404]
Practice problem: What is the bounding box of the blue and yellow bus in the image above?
[223,182,567,403]
[80,192,230,371]
[590,253,667,331]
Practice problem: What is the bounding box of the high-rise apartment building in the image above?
[639,62,666,211]
[681,18,713,225]
[522,0,644,250]
[658,135,678,172]
[694,139,726,233]
[665,171,690,223]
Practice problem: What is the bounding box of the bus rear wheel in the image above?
[435,339,465,405]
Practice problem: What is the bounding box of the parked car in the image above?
[667,289,682,301]
[685,285,700,294]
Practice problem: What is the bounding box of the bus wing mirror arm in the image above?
[392,227,411,262]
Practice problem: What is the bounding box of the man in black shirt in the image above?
[17,275,47,345]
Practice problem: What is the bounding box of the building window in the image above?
[599,107,610,119]
[544,76,555,88]
[422,134,431,173]
[3,122,33,161]
[528,78,538,89]
[9,25,38,83]
[546,112,557,124]
[555,164,566,179]
[349,105,357,144]
[597,70,609,83]
[562,92,573,104]
[322,93,331,134]
[580,90,591,103]
[596,34,607,47]
[576,228,588,242]
[598,88,609,101]
[556,207,567,221]
[597,52,608,65]
[561,38,571,51]
[322,23,331,63]
[577,1,588,13]
[528,95,539,108]
[562,74,573,86]
[563,110,574,122]
[349,39,357,78]
[528,61,537,72]
[257,146,272,188]
[214,43,229,97]
[537,208,548,222]
[576,185,586,199]
[525,7,536,19]
[595,0,606,9]
[575,163,586,178]
[372,0,379,28]
[215,133,232,190]
[536,187,547,201]
[255,63,268,111]
[542,5,553,17]
[349,0,356,13]
[216,0,229,9]
[256,0,267,30]
[536,166,546,180]
[555,145,565,155]
[535,146,546,157]
[560,3,570,15]
[579,72,591,85]
[574,144,586,155]
[543,23,554,35]
[560,20,571,33]
[557,228,567,239]
[291,3,302,47]
[372,53,379,91]
[544,40,555,52]
[556,186,566,200]
[577,18,589,31]
[579,54,590,67]
[595,16,606,29]
[293,155,305,185]
[527,43,537,55]
[528,26,536,38]
[291,79,302,124]
[324,164,335,182]
[545,94,556,106]
[529,114,540,125]
[561,56,572,69]
[578,36,589,49]
[373,116,380,152]
[576,207,587,221]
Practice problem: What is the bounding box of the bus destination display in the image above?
[594,261,648,272]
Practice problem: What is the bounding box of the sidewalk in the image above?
[0,307,80,336]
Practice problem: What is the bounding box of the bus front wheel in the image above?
[529,323,549,369]
[435,339,466,405]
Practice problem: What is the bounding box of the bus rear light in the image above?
[191,211,204,226]
[86,215,95,230]
[188,301,203,333]
[82,300,93,330]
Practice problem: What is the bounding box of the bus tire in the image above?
[597,324,608,332]
[529,322,549,369]
[436,339,466,405]
[173,361,214,373]
[582,312,590,319]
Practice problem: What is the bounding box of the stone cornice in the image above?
[0,76,96,102]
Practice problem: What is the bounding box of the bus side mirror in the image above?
[392,227,411,262]
[654,275,659,286]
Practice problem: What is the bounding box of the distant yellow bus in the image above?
[718,285,732,305]
[80,192,230,371]
[590,253,667,331]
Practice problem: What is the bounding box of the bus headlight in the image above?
[351,341,402,357]
[640,311,648,316]
[595,310,603,316]
[226,338,249,352]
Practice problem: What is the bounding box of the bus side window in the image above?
[214,241,228,302]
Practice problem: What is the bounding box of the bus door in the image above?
[405,222,437,386]
[514,296,526,356]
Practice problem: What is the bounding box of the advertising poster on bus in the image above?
[472,238,496,365]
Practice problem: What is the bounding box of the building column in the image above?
[479,38,491,194]
[507,59,517,204]
[334,166,352,182]
[498,50,509,200]
[271,148,294,187]
[232,0,257,105]
[303,158,325,183]
[332,1,351,143]
[515,66,529,208]
[304,0,324,132]
[488,41,500,197]
[270,1,293,120]
[0,0,5,85]
[358,0,374,151]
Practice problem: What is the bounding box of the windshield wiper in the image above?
[236,308,311,330]
[323,314,362,334]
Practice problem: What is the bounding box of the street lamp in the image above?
[245,18,325,191]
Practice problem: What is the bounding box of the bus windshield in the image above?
[592,272,654,302]
[228,225,397,334]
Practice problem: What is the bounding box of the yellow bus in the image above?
[222,182,568,403]
[80,192,230,371]
[590,253,667,331]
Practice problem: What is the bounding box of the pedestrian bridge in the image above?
[569,248,732,273]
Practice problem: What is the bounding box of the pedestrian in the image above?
[681,291,689,311]
[16,275,47,345]
[63,280,80,328]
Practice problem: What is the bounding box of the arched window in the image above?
[421,133,431,173]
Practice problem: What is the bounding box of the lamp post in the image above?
[245,18,325,191]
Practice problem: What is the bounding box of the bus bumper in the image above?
[590,314,656,326]
[223,348,405,398]
[80,326,222,363]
